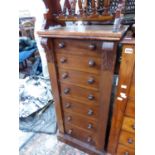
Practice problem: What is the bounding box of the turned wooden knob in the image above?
[67,116,72,121]
[88,94,94,100]
[62,72,68,79]
[128,138,133,144]
[88,44,96,50]
[87,136,92,142]
[64,88,70,94]
[132,124,135,130]
[68,129,72,135]
[124,152,129,155]
[58,42,65,48]
[60,57,67,63]
[87,77,95,84]
[88,59,96,67]
[88,123,93,129]
[88,109,93,116]
[65,103,71,108]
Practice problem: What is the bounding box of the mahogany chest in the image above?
[38,25,128,155]
[108,37,135,155]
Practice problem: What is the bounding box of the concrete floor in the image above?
[19,131,88,155]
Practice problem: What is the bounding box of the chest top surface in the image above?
[38,25,128,41]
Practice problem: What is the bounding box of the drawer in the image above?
[54,39,102,57]
[64,123,97,146]
[62,98,99,119]
[56,53,101,74]
[58,69,99,91]
[64,112,97,132]
[122,117,135,133]
[119,130,135,149]
[117,144,135,155]
[60,83,99,104]
[125,99,135,117]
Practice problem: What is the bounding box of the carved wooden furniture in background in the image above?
[38,25,128,155]
[42,0,131,29]
[108,36,135,155]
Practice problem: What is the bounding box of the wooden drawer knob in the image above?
[68,129,72,135]
[64,88,70,94]
[88,44,96,50]
[124,152,129,155]
[87,77,95,84]
[88,109,93,116]
[58,42,65,48]
[88,94,94,100]
[87,123,93,129]
[132,124,135,130]
[128,138,133,144]
[60,57,67,63]
[62,72,68,79]
[67,116,72,121]
[87,136,92,142]
[65,103,71,108]
[88,59,96,67]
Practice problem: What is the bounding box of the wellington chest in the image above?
[38,25,128,154]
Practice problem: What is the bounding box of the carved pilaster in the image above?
[101,42,116,71]
[40,38,54,63]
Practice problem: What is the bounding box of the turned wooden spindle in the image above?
[83,0,88,16]
[66,0,72,16]
[89,0,98,17]
[78,0,83,16]
[103,0,109,15]
[56,0,63,17]
[69,0,76,16]
[91,0,95,13]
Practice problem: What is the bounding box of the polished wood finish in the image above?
[64,113,98,133]
[39,23,128,154]
[38,25,128,41]
[119,130,135,149]
[64,123,97,145]
[107,36,135,155]
[58,69,100,90]
[58,132,105,155]
[60,82,100,103]
[56,53,101,74]
[41,38,64,134]
[54,38,102,57]
[122,117,135,133]
[117,144,134,155]
[125,100,135,117]
[62,98,99,120]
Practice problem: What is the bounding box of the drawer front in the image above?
[64,112,97,132]
[60,83,99,104]
[122,117,135,133]
[125,99,135,117]
[56,53,101,74]
[119,130,135,149]
[54,39,102,57]
[62,98,99,119]
[117,144,135,155]
[58,69,99,91]
[65,123,97,146]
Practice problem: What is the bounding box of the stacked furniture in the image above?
[37,0,135,154]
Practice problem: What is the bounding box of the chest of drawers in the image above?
[108,37,135,155]
[38,25,128,155]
